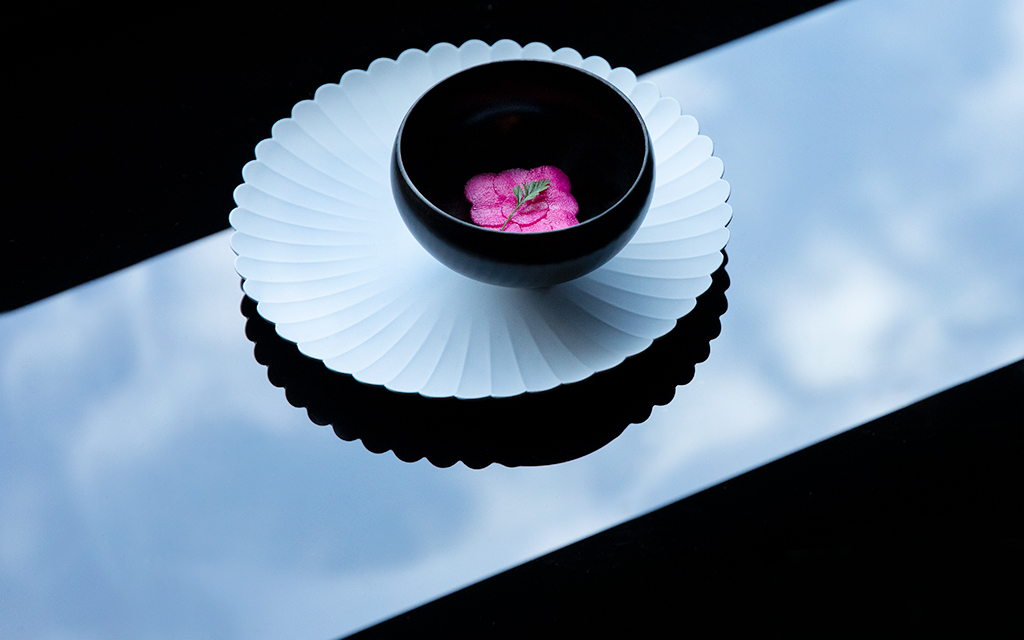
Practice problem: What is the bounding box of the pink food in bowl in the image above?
[465,166,579,233]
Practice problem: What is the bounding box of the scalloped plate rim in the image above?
[230,39,731,399]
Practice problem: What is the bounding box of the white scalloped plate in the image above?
[230,40,731,399]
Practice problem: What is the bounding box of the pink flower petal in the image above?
[464,173,500,208]
[466,166,579,232]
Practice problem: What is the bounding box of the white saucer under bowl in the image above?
[229,39,731,399]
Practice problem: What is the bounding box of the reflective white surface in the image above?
[2,0,1023,638]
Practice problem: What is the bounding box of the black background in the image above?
[6,0,836,311]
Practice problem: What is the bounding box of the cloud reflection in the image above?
[2,1,1023,638]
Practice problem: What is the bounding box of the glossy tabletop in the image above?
[2,1,1022,637]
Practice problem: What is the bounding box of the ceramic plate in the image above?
[230,40,731,399]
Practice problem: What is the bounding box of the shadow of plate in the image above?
[242,254,729,468]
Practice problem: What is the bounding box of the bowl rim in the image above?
[393,58,653,237]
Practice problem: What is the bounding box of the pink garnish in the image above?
[465,166,579,233]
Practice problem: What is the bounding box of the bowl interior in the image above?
[399,60,647,228]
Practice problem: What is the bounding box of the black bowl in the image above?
[392,59,655,288]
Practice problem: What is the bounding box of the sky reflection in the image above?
[2,1,1023,638]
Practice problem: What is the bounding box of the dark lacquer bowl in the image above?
[391,59,655,288]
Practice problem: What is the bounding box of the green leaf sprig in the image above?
[501,179,551,231]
